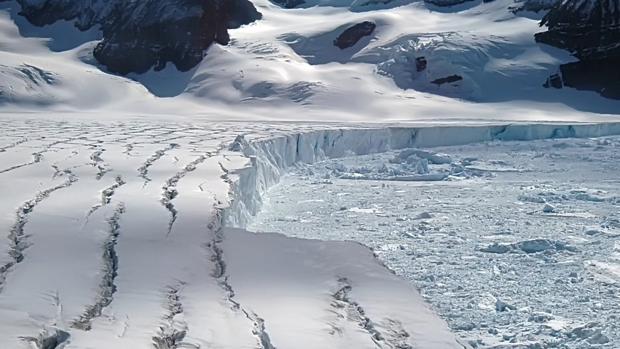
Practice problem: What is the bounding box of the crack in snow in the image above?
[0,133,90,175]
[331,277,412,349]
[0,169,78,293]
[0,137,29,153]
[151,283,199,349]
[208,216,276,349]
[73,203,126,331]
[85,175,126,221]
[19,328,70,349]
[138,143,180,186]
[89,147,110,180]
[161,154,209,236]
[0,151,43,175]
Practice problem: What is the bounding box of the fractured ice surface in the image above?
[250,135,620,349]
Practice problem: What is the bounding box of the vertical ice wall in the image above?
[222,122,620,227]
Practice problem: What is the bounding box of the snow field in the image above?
[0,118,472,349]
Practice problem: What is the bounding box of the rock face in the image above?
[535,0,620,99]
[333,21,376,49]
[431,75,463,86]
[415,57,427,72]
[11,0,261,75]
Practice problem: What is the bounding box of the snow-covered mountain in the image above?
[1,2,620,348]
[0,0,261,74]
[0,0,619,118]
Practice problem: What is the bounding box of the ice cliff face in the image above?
[225,123,620,227]
[5,0,261,74]
[536,0,620,98]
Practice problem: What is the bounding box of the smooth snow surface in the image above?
[250,136,620,348]
[1,0,620,121]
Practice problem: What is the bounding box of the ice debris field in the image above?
[1,118,620,349]
[251,135,620,349]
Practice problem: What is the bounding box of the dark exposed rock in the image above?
[537,0,620,60]
[535,0,620,99]
[415,57,427,72]
[13,0,262,75]
[431,74,463,85]
[270,0,306,8]
[560,58,620,99]
[333,21,376,50]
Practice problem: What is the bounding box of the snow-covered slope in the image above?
[1,0,619,120]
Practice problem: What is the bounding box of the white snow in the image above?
[1,0,620,121]
[1,0,620,347]
[0,119,494,349]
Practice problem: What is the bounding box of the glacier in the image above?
[0,118,619,348]
[223,122,620,227]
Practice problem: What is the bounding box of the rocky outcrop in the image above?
[559,59,620,99]
[333,21,376,50]
[431,75,463,85]
[415,57,427,72]
[535,0,620,99]
[11,0,261,75]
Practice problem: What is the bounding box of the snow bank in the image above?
[222,122,620,227]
